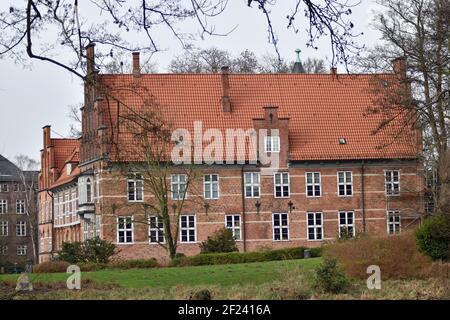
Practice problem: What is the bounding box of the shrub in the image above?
[58,237,116,264]
[199,228,238,254]
[33,261,70,273]
[325,232,432,279]
[109,258,159,269]
[415,214,450,261]
[313,258,350,294]
[78,262,107,272]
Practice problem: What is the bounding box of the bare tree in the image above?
[103,51,158,74]
[0,0,363,80]
[170,47,231,73]
[67,103,82,138]
[303,57,327,73]
[259,54,291,73]
[231,50,260,73]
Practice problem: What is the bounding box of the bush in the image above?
[325,232,432,279]
[415,214,450,261]
[109,258,159,269]
[313,258,350,294]
[58,237,116,264]
[171,246,321,267]
[33,261,70,273]
[199,228,238,254]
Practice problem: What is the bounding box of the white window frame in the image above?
[128,173,144,202]
[17,245,27,256]
[337,171,353,197]
[387,210,401,234]
[117,216,134,244]
[306,172,321,197]
[0,200,7,214]
[272,212,289,241]
[225,215,241,241]
[171,174,187,200]
[338,211,355,238]
[16,221,26,237]
[264,135,280,153]
[180,215,196,243]
[149,216,165,244]
[95,215,102,238]
[71,190,77,219]
[0,221,8,236]
[1,184,8,192]
[203,174,219,199]
[274,172,290,198]
[0,245,8,255]
[244,172,260,198]
[385,170,400,196]
[307,212,323,241]
[16,199,25,214]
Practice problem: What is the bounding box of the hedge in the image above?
[170,246,322,267]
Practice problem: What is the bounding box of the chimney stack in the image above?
[221,66,231,112]
[43,125,51,149]
[85,43,96,75]
[132,52,140,78]
[330,67,337,75]
[392,57,407,79]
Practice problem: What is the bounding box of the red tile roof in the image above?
[51,139,79,172]
[50,145,80,189]
[98,73,419,162]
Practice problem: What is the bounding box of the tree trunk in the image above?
[438,148,450,214]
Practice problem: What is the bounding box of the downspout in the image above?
[241,166,247,252]
[361,161,366,233]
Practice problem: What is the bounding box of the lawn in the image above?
[0,258,321,289]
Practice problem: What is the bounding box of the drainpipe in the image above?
[361,161,366,233]
[240,166,247,252]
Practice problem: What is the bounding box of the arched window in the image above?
[86,178,92,203]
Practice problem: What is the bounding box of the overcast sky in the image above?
[0,0,383,162]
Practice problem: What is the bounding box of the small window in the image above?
[306,172,321,197]
[128,173,144,202]
[338,211,355,238]
[387,210,401,234]
[1,184,8,192]
[180,215,196,243]
[95,215,102,238]
[86,178,92,203]
[274,172,290,198]
[171,174,187,200]
[16,221,26,236]
[272,213,289,241]
[0,221,8,236]
[0,200,7,214]
[13,184,19,192]
[338,171,353,196]
[204,174,219,199]
[385,170,400,196]
[0,245,7,255]
[264,136,280,153]
[225,215,241,240]
[17,245,27,256]
[307,212,323,241]
[339,138,347,145]
[16,200,25,214]
[244,172,260,198]
[117,216,133,243]
[149,216,165,243]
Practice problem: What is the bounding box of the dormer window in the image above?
[66,163,72,175]
[264,136,280,153]
[339,138,347,145]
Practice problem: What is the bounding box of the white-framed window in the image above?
[307,212,323,241]
[0,200,7,214]
[149,216,165,243]
[71,190,77,218]
[204,174,219,199]
[264,135,280,152]
[244,172,260,198]
[338,171,353,196]
[0,245,7,255]
[128,173,144,202]
[16,221,26,236]
[306,172,321,197]
[387,210,401,234]
[385,170,400,196]
[272,212,289,241]
[180,215,196,243]
[16,199,25,214]
[0,221,8,236]
[117,216,133,243]
[58,194,63,225]
[171,174,187,200]
[17,245,27,256]
[83,221,89,241]
[13,184,19,192]
[86,178,92,203]
[225,215,241,240]
[338,211,355,238]
[1,184,8,192]
[95,215,102,238]
[274,172,290,198]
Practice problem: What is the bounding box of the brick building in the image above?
[0,154,38,268]
[38,45,425,263]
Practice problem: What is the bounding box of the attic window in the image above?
[67,163,72,175]
[339,138,347,145]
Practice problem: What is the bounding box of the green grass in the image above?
[0,258,321,289]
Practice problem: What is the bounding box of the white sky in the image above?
[0,0,383,161]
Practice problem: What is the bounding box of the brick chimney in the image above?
[221,66,231,112]
[392,57,406,79]
[132,52,140,78]
[43,125,51,149]
[85,43,96,75]
[330,67,337,75]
